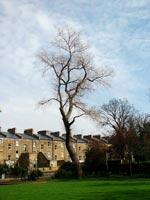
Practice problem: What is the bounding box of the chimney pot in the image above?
[93,135,101,140]
[38,130,50,136]
[51,131,60,137]
[8,128,16,134]
[73,134,82,139]
[83,135,92,140]
[24,128,34,136]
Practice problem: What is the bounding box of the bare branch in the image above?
[70,113,85,125]
[39,98,60,105]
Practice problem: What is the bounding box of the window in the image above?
[47,151,51,158]
[48,141,51,146]
[16,151,19,158]
[54,155,57,160]
[8,144,12,150]
[54,145,57,150]
[41,144,44,149]
[61,152,64,158]
[8,155,11,160]
[33,141,36,148]
[79,156,82,161]
[0,139,3,144]
[23,144,27,152]
[16,140,19,146]
[78,146,81,151]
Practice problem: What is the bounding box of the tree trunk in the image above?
[65,123,82,179]
[59,107,82,179]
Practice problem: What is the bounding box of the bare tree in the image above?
[100,98,136,133]
[38,27,112,178]
[100,98,137,162]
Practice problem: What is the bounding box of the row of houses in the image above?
[0,127,109,171]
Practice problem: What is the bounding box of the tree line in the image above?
[84,98,150,176]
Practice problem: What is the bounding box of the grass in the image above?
[0,178,150,200]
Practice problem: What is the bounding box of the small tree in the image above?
[84,140,108,176]
[38,27,112,178]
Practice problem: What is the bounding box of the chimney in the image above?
[73,134,82,140]
[93,135,101,140]
[51,131,60,137]
[62,133,66,138]
[24,128,34,136]
[8,128,16,134]
[38,130,50,136]
[83,135,92,140]
[62,133,73,138]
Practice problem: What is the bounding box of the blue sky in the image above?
[0,0,150,134]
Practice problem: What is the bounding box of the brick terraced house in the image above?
[0,127,109,172]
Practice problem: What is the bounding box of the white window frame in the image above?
[16,151,19,158]
[8,144,12,150]
[23,144,27,152]
[61,152,64,158]
[79,156,82,160]
[48,141,51,146]
[47,151,51,158]
[0,139,3,145]
[16,140,19,147]
[8,155,11,160]
[33,141,36,148]
[54,155,57,160]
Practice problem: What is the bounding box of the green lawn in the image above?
[0,178,150,200]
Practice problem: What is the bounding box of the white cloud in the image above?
[0,0,150,134]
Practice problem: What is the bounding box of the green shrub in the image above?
[55,162,76,179]
[36,169,43,177]
[0,163,9,176]
[28,169,43,181]
[10,164,28,179]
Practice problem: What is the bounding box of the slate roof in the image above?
[0,132,20,139]
[16,133,37,140]
[0,130,64,141]
[50,134,63,141]
[0,133,6,138]
[36,134,63,141]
